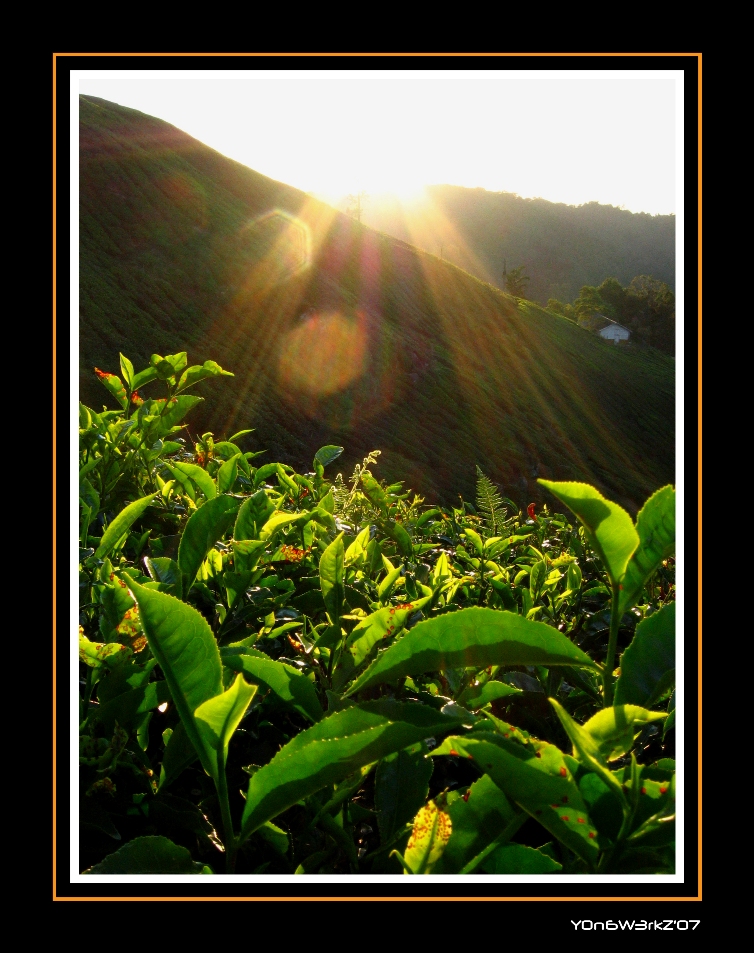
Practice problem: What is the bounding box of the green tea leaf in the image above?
[319,489,335,513]
[388,521,413,558]
[374,742,433,844]
[119,353,135,390]
[345,525,371,566]
[253,462,286,487]
[491,533,532,556]
[79,633,132,669]
[194,674,257,782]
[345,607,599,696]
[582,704,668,762]
[94,647,152,704]
[159,720,199,789]
[223,651,324,724]
[259,510,313,541]
[486,576,516,611]
[79,402,94,429]
[276,468,299,497]
[416,508,442,529]
[151,351,188,377]
[320,532,345,629]
[230,539,267,574]
[545,568,563,587]
[144,557,183,599]
[257,821,290,856]
[361,473,388,516]
[234,489,275,541]
[228,429,255,443]
[213,441,246,470]
[615,602,675,708]
[548,698,627,802]
[217,453,241,494]
[366,537,383,574]
[148,793,222,847]
[177,495,240,589]
[239,700,464,842]
[618,486,675,615]
[176,360,234,394]
[94,367,128,409]
[163,462,195,502]
[222,569,250,609]
[457,681,522,710]
[168,461,217,501]
[402,800,452,873]
[127,581,223,778]
[433,733,601,867]
[82,835,205,874]
[90,679,172,736]
[538,480,639,589]
[97,575,138,641]
[530,560,547,601]
[664,690,676,738]
[567,561,582,592]
[430,774,517,874]
[582,585,610,598]
[311,506,337,533]
[578,771,623,841]
[95,493,157,559]
[430,552,451,587]
[130,366,159,393]
[152,395,203,432]
[481,842,562,874]
[345,596,432,666]
[79,458,101,490]
[314,445,344,468]
[379,566,403,603]
[462,527,484,557]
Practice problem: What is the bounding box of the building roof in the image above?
[594,315,630,333]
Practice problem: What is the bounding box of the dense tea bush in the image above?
[79,352,675,875]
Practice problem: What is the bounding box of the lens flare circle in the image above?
[278,310,368,397]
[241,209,311,286]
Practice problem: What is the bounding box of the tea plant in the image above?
[79,352,676,875]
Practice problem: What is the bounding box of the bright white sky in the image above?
[72,68,682,215]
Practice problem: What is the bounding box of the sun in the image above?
[362,174,427,205]
[305,155,429,210]
[316,177,427,213]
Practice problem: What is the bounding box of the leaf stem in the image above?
[459,811,527,874]
[602,582,621,707]
[215,761,238,874]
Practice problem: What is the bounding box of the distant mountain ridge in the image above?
[360,186,675,307]
[78,96,674,514]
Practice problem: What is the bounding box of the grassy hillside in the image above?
[79,95,674,515]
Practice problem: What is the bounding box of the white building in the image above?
[598,320,631,344]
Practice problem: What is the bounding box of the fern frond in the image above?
[475,465,507,537]
[331,472,349,511]
[332,451,383,525]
